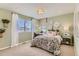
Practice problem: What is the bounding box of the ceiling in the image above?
[0,3,75,19]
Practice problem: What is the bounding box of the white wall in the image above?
[19,32,32,43]
[0,9,12,49]
[39,13,73,34]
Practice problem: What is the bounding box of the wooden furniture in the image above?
[61,32,74,46]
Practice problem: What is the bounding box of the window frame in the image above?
[17,18,32,32]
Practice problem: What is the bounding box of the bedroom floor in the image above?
[0,41,75,56]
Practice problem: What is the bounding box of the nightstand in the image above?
[61,32,73,46]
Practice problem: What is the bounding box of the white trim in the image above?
[0,46,10,51]
[73,5,76,56]
[73,4,79,56]
[11,13,19,47]
[11,40,31,47]
[32,31,34,40]
[0,40,31,50]
[18,40,31,45]
[11,44,19,48]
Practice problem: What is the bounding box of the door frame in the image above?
[11,13,19,47]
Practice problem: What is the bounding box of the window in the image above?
[41,25,47,33]
[31,24,35,32]
[17,18,32,32]
[17,19,25,32]
[25,20,32,32]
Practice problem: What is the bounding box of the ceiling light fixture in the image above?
[36,7,46,15]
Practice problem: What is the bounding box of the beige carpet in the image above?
[0,41,75,56]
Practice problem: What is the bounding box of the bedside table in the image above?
[62,38,71,45]
[61,32,73,46]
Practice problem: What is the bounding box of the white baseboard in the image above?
[11,44,19,48]
[18,40,31,45]
[0,40,31,50]
[11,40,31,47]
[0,46,10,51]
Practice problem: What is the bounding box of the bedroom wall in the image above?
[18,15,33,43]
[32,19,41,33]
[0,9,12,49]
[18,18,40,43]
[19,32,32,43]
[50,13,73,33]
[0,9,39,46]
[40,13,74,33]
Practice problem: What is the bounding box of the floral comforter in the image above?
[31,35,62,56]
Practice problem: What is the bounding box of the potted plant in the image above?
[0,29,5,38]
[2,19,10,28]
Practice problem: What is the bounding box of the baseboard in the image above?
[11,40,31,47]
[18,40,31,45]
[0,40,31,50]
[0,46,10,51]
[11,44,19,48]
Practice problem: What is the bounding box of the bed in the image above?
[31,32,62,56]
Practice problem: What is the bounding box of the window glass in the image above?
[17,19,25,32]
[41,25,47,33]
[17,18,32,32]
